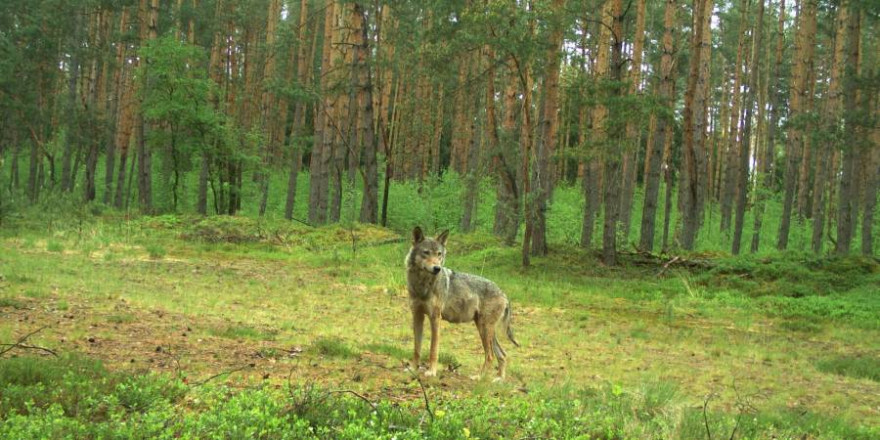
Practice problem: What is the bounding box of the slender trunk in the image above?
[751,0,785,253]
[530,0,565,256]
[778,0,817,250]
[721,0,748,234]
[835,4,861,255]
[732,0,762,255]
[61,10,81,193]
[812,0,849,253]
[620,0,647,241]
[679,0,713,250]
[494,59,520,245]
[309,0,336,224]
[863,133,879,255]
[639,0,676,252]
[356,2,379,224]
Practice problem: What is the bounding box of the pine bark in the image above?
[531,0,565,256]
[835,5,861,255]
[812,0,848,253]
[732,0,762,255]
[679,0,713,250]
[720,0,748,234]
[309,0,337,225]
[619,0,646,241]
[778,0,817,250]
[751,0,785,252]
[639,0,676,252]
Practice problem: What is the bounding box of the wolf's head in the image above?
[407,226,449,275]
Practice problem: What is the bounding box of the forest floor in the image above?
[1,217,879,430]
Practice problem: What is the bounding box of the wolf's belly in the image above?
[440,298,478,323]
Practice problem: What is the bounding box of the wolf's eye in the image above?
[422,250,430,256]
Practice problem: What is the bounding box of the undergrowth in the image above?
[1,356,876,439]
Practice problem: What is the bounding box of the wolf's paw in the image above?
[469,374,483,381]
[492,376,504,383]
[424,369,437,377]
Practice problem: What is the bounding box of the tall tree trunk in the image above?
[531,0,565,256]
[61,9,81,194]
[751,0,785,253]
[679,0,713,250]
[619,0,646,242]
[836,4,861,255]
[812,0,849,253]
[258,0,283,217]
[309,0,336,225]
[601,0,625,265]
[639,0,676,252]
[285,0,312,221]
[356,2,379,224]
[778,0,817,250]
[136,0,159,213]
[720,0,748,234]
[863,123,879,256]
[732,0,762,255]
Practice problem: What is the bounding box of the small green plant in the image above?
[210,324,277,341]
[145,244,166,259]
[0,297,25,309]
[46,240,64,253]
[311,336,358,359]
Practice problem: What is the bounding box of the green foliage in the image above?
[311,336,358,359]
[3,357,874,440]
[816,356,880,383]
[210,324,278,341]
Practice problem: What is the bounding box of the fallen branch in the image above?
[327,389,380,414]
[0,326,57,357]
[191,363,254,387]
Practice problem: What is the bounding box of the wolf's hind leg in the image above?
[492,334,507,380]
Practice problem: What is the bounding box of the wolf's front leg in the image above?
[425,313,441,376]
[412,309,425,370]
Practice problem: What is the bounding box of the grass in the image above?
[0,208,878,436]
[816,356,880,383]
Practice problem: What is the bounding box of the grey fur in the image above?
[406,226,518,379]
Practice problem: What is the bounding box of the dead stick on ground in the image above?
[192,363,254,387]
[0,326,57,357]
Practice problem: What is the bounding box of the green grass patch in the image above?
[46,240,64,253]
[0,297,25,309]
[209,324,278,341]
[107,313,136,324]
[816,356,880,383]
[311,336,359,359]
[364,342,410,360]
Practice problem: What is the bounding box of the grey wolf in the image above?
[405,226,519,379]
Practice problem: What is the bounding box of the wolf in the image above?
[405,226,519,379]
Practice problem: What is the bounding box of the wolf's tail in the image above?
[503,301,520,347]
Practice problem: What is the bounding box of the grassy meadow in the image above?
[1,172,880,438]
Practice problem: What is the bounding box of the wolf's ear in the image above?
[436,229,450,246]
[412,226,425,244]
